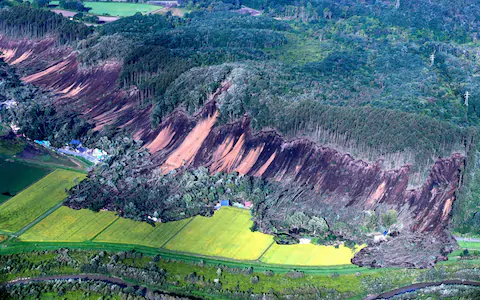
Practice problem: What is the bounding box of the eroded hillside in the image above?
[0,33,470,267]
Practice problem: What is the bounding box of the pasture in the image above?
[164,207,274,260]
[458,241,480,250]
[0,160,50,203]
[0,170,85,233]
[94,217,190,248]
[83,2,159,17]
[260,243,360,266]
[20,207,117,242]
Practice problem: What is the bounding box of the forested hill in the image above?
[1,0,480,265]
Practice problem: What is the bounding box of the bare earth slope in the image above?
[0,36,464,267]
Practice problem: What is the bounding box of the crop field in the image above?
[20,207,118,242]
[94,217,190,248]
[83,2,159,17]
[260,243,360,266]
[0,170,85,233]
[0,160,50,203]
[164,207,274,260]
[458,241,480,249]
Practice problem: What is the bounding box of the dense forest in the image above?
[1,0,480,238]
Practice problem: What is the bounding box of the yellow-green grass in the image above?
[164,207,274,260]
[0,170,85,233]
[458,241,480,249]
[94,217,190,248]
[260,243,362,266]
[0,234,6,243]
[20,207,117,242]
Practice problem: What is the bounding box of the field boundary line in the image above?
[256,240,275,261]
[13,201,64,239]
[0,168,54,208]
[160,216,196,248]
[90,217,120,242]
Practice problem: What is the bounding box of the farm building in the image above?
[244,201,252,208]
[220,200,230,206]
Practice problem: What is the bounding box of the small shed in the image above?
[244,201,252,208]
[220,200,230,206]
[69,140,82,147]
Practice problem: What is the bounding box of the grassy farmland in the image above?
[84,2,158,17]
[260,243,361,266]
[94,217,190,248]
[15,205,360,267]
[20,207,117,242]
[0,170,85,233]
[458,241,480,250]
[0,160,50,203]
[164,207,274,260]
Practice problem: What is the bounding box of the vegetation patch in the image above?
[20,206,117,242]
[83,2,159,17]
[260,243,362,266]
[458,241,480,250]
[0,234,7,243]
[164,207,274,260]
[94,217,190,248]
[0,160,50,204]
[0,170,85,233]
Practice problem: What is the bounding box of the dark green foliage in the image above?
[0,5,91,43]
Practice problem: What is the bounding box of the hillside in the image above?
[1,0,480,268]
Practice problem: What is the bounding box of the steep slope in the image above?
[0,35,465,267]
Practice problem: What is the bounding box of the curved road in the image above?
[364,280,480,299]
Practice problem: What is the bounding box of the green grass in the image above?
[84,2,159,17]
[94,216,190,248]
[39,291,121,300]
[260,243,361,266]
[458,241,480,249]
[0,160,51,204]
[0,170,85,233]
[164,207,274,260]
[20,207,117,242]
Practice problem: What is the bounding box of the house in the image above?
[244,201,252,209]
[220,200,230,206]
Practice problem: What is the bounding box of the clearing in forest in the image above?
[163,207,274,260]
[260,243,361,266]
[94,217,190,248]
[20,207,118,242]
[83,2,159,17]
[0,169,85,233]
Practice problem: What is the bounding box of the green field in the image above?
[20,207,117,242]
[0,170,85,233]
[0,160,50,203]
[84,2,158,17]
[260,243,361,266]
[458,241,480,249]
[94,216,190,248]
[164,207,274,260]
